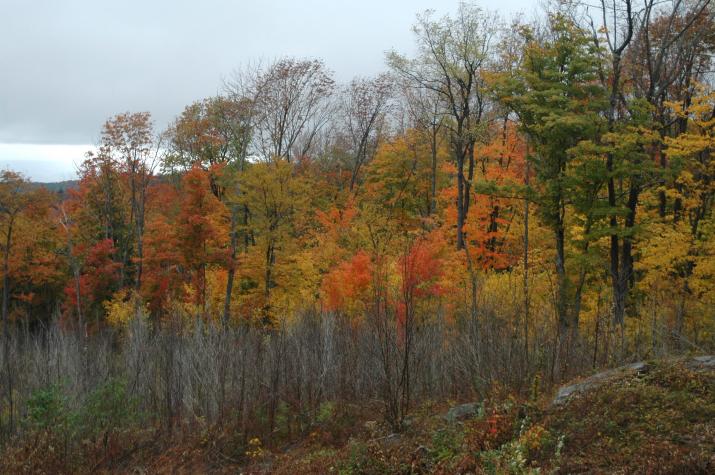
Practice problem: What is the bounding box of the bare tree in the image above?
[399,82,445,215]
[340,74,394,192]
[388,5,498,250]
[56,202,84,335]
[253,58,335,162]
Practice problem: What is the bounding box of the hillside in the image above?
[228,357,715,474]
[31,179,78,193]
[3,357,712,474]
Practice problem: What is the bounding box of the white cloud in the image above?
[0,143,92,181]
[0,0,535,145]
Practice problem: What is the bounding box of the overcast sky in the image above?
[1,0,535,181]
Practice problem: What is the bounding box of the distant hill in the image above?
[32,180,79,193]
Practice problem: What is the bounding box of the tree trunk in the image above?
[1,219,14,436]
[2,220,12,333]
[523,155,530,363]
[223,205,239,328]
[456,150,466,250]
[429,127,438,216]
[555,224,569,333]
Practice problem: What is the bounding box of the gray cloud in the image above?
[1,0,532,147]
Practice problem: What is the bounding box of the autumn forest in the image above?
[1,1,715,472]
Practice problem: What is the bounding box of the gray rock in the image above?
[693,355,715,365]
[552,356,715,406]
[444,402,481,422]
[687,355,715,370]
[552,361,650,405]
[626,361,649,372]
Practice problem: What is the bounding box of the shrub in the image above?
[317,401,336,423]
[430,427,464,463]
[79,378,141,439]
[25,385,69,432]
[338,440,388,475]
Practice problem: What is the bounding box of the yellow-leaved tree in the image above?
[638,86,715,345]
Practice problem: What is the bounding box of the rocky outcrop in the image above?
[553,361,649,405]
[687,355,715,370]
[553,356,714,405]
[443,402,482,422]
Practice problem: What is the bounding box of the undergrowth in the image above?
[1,359,712,474]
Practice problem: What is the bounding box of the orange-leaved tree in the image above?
[175,165,229,317]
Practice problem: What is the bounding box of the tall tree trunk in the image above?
[429,127,438,216]
[464,141,475,220]
[455,138,474,250]
[456,151,466,250]
[523,154,530,363]
[606,51,627,327]
[1,220,11,336]
[1,219,13,436]
[134,184,147,291]
[223,205,239,328]
[555,223,569,334]
[135,231,144,291]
